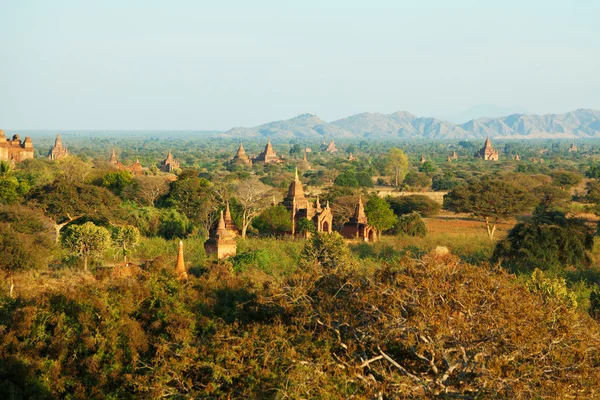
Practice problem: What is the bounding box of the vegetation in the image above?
[2,134,600,398]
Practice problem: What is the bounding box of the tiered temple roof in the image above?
[474,137,499,161]
[253,139,283,164]
[161,151,180,172]
[232,142,253,166]
[48,133,69,161]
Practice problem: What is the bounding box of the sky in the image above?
[1,0,599,130]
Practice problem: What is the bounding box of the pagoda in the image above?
[231,142,252,166]
[48,133,69,161]
[282,168,333,236]
[474,137,499,161]
[204,210,237,259]
[161,151,180,172]
[175,241,188,280]
[342,195,376,242]
[253,139,283,164]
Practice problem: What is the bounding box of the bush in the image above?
[386,195,441,217]
[493,210,594,273]
[393,212,427,237]
[252,205,292,236]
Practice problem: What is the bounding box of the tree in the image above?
[334,171,358,188]
[300,232,356,270]
[234,179,274,238]
[252,205,292,236]
[165,169,216,232]
[296,217,316,238]
[62,222,112,271]
[402,171,432,191]
[28,179,121,243]
[587,162,600,179]
[132,175,170,207]
[444,178,534,239]
[387,195,441,217]
[419,161,436,174]
[113,225,140,263]
[101,170,134,196]
[0,161,28,205]
[384,148,409,187]
[551,170,582,190]
[364,195,396,239]
[393,212,427,237]
[493,210,594,273]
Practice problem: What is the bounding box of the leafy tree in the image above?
[132,176,170,207]
[384,148,409,187]
[526,269,577,310]
[62,222,112,271]
[532,185,570,212]
[393,212,427,237]
[158,208,190,239]
[252,205,292,236]
[364,195,396,239]
[493,210,594,273]
[419,161,436,174]
[101,170,134,196]
[386,195,441,217]
[28,179,121,243]
[300,232,356,270]
[334,171,358,187]
[296,217,316,238]
[551,170,583,189]
[583,180,600,204]
[402,171,432,191]
[444,178,534,239]
[587,162,600,179]
[0,161,29,205]
[165,169,214,219]
[113,225,141,263]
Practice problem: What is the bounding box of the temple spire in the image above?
[175,241,188,280]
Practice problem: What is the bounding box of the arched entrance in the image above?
[322,221,329,233]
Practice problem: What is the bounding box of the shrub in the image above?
[386,195,440,217]
[393,212,427,237]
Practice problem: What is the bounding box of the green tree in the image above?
[28,179,121,243]
[393,212,427,237]
[334,171,358,187]
[300,232,356,270]
[419,161,436,174]
[444,178,534,239]
[364,195,397,239]
[102,170,134,196]
[62,222,112,271]
[113,225,141,263]
[387,195,441,217]
[493,210,594,273]
[551,170,582,190]
[165,169,216,231]
[296,217,316,238]
[384,148,409,187]
[252,205,292,236]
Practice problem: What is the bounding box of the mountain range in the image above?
[219,109,600,140]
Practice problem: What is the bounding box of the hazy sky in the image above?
[2,0,599,130]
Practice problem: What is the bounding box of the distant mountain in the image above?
[441,105,529,124]
[219,109,600,140]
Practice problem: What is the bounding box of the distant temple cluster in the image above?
[108,150,180,175]
[48,133,69,160]
[231,139,341,167]
[0,130,34,164]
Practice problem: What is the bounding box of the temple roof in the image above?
[350,195,368,224]
[54,133,63,147]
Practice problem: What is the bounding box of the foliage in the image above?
[113,225,141,262]
[384,147,409,187]
[101,170,134,196]
[402,171,432,191]
[418,160,436,173]
[444,178,534,239]
[493,210,594,273]
[387,194,441,217]
[252,205,292,236]
[393,212,427,237]
[0,224,52,274]
[300,232,356,270]
[158,208,191,239]
[62,222,112,270]
[526,268,578,310]
[551,169,583,189]
[333,170,358,187]
[296,217,315,236]
[364,195,397,237]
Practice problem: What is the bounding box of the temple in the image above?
[109,150,146,175]
[342,195,376,242]
[0,130,34,164]
[161,151,180,172]
[175,241,188,280]
[348,152,356,161]
[474,137,499,161]
[253,139,283,164]
[282,168,333,236]
[48,133,69,161]
[323,139,338,153]
[224,202,239,236]
[204,210,238,259]
[231,142,253,166]
[569,142,578,152]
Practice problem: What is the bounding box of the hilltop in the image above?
[219,109,600,140]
